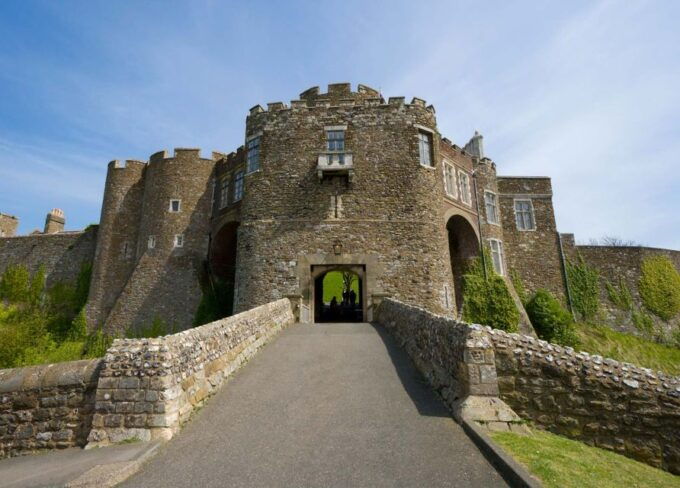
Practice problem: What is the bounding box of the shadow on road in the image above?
[369,322,450,418]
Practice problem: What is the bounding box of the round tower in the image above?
[229,83,454,320]
[103,149,217,333]
[86,159,146,328]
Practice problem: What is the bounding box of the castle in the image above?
[1,83,678,334]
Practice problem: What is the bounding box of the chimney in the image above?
[44,208,65,234]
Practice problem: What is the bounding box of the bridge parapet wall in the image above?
[0,359,102,458]
[86,299,294,446]
[375,298,680,474]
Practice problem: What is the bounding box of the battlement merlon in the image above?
[247,83,436,116]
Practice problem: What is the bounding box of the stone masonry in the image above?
[1,81,677,335]
[375,298,680,474]
[0,213,18,237]
[87,298,294,446]
[0,299,294,457]
[0,359,102,458]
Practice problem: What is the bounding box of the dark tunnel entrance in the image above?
[447,215,480,313]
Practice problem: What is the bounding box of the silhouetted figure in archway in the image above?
[349,289,357,307]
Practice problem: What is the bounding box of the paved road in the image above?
[122,323,507,487]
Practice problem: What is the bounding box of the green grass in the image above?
[491,429,680,488]
[575,322,680,376]
[322,271,359,304]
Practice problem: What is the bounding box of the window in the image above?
[484,191,499,225]
[173,234,184,248]
[458,171,471,205]
[246,136,260,173]
[148,235,156,249]
[219,178,229,208]
[326,130,345,152]
[514,199,536,230]
[418,131,433,167]
[443,162,457,198]
[233,171,244,202]
[169,199,181,213]
[122,241,131,258]
[488,239,505,276]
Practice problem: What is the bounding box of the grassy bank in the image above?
[575,322,680,376]
[491,429,680,488]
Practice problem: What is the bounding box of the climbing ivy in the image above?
[638,255,680,321]
[462,251,520,333]
[509,269,529,306]
[605,276,633,312]
[566,255,600,321]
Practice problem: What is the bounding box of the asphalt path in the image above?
[121,323,507,487]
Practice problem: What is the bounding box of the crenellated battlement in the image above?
[247,82,436,116]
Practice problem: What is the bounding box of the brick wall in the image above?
[0,359,102,458]
[0,227,98,287]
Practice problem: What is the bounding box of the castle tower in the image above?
[0,213,19,237]
[85,160,146,328]
[43,208,65,234]
[219,83,454,320]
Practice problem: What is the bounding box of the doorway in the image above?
[312,265,365,323]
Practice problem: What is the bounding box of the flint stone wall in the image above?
[375,298,680,474]
[0,227,97,287]
[491,328,680,474]
[374,298,500,408]
[0,359,102,458]
[88,298,294,446]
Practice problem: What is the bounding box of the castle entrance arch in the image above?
[311,265,365,323]
[446,214,480,313]
[208,221,239,317]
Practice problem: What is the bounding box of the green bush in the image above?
[0,264,31,304]
[462,254,520,333]
[631,308,655,337]
[526,289,579,347]
[0,262,107,368]
[566,256,600,321]
[638,255,680,321]
[605,277,633,312]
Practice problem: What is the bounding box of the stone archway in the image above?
[446,214,480,313]
[311,265,366,323]
[208,221,239,316]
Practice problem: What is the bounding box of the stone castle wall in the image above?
[0,227,98,287]
[233,84,454,317]
[101,150,216,333]
[564,240,680,334]
[86,160,146,328]
[497,177,567,300]
[86,151,218,333]
[0,359,102,458]
[375,298,680,474]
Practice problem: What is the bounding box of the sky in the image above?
[0,0,678,248]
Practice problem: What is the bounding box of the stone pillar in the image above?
[454,325,526,432]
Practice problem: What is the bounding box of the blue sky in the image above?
[0,0,678,248]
